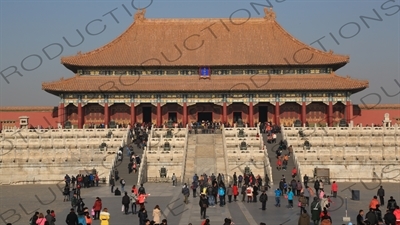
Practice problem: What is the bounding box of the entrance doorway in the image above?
[233,112,242,123]
[258,106,268,123]
[168,112,177,123]
[142,107,152,123]
[197,112,212,122]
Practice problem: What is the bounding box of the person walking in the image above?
[377,186,385,206]
[259,190,268,210]
[310,197,321,225]
[99,208,110,225]
[287,188,295,208]
[227,184,233,203]
[182,184,190,204]
[331,181,338,198]
[152,205,161,225]
[130,191,138,214]
[110,176,115,193]
[92,197,102,220]
[232,183,239,202]
[138,206,148,225]
[218,185,226,207]
[298,209,311,225]
[199,193,209,219]
[122,192,130,215]
[275,188,282,207]
[298,193,308,214]
[241,184,247,202]
[171,173,177,187]
[120,178,126,192]
[66,208,78,225]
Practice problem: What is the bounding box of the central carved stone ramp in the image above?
[194,134,216,178]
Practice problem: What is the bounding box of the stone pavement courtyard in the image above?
[1,182,399,225]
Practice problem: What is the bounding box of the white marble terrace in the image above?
[0,127,129,185]
[282,122,400,182]
[143,126,189,183]
[223,127,273,184]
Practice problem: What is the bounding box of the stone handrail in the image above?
[108,133,127,184]
[282,125,303,183]
[282,125,399,137]
[221,124,231,184]
[137,124,153,186]
[180,124,189,184]
[258,125,274,185]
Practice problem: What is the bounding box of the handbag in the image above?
[121,205,124,212]
[298,202,302,207]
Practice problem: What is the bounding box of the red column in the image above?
[157,103,162,127]
[130,103,136,126]
[346,101,352,124]
[58,103,64,127]
[104,103,109,127]
[275,103,280,126]
[183,103,188,126]
[77,103,83,129]
[248,102,254,127]
[328,101,333,127]
[223,102,227,124]
[301,102,307,126]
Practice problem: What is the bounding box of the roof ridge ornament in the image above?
[134,9,146,22]
[264,7,276,21]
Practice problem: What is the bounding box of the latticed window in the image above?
[82,70,91,75]
[129,70,141,75]
[244,70,258,75]
[180,70,193,75]
[99,71,113,75]
[151,70,164,75]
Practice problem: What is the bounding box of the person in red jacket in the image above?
[291,167,297,178]
[232,183,239,201]
[331,181,338,198]
[92,197,102,220]
[393,206,400,225]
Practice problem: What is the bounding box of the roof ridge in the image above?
[61,20,138,63]
[272,21,349,61]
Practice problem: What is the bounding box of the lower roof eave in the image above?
[43,87,368,95]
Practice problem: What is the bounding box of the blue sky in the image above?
[0,0,399,106]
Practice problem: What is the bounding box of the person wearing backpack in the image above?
[120,178,126,192]
[182,184,190,204]
[238,175,243,188]
[259,190,268,210]
[310,197,321,225]
[29,212,39,225]
[138,184,146,195]
[218,186,225,207]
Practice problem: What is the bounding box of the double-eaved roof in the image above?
[43,8,369,94]
[61,8,349,70]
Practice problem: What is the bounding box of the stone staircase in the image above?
[263,133,298,186]
[114,141,143,187]
[183,135,197,184]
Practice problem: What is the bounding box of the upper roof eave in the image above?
[60,9,350,69]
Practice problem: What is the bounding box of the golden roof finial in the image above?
[264,7,276,21]
[134,8,146,22]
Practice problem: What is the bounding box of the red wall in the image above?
[1,104,399,129]
[0,111,58,128]
[352,108,400,126]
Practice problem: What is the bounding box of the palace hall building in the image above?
[41,8,369,128]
